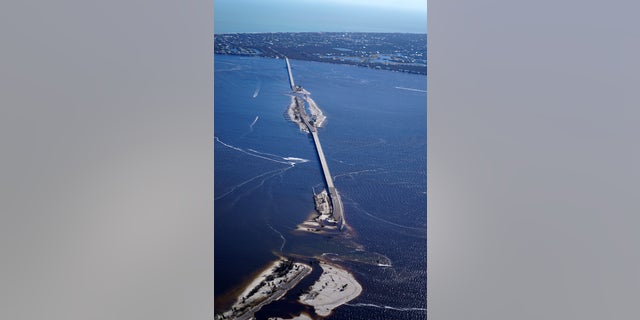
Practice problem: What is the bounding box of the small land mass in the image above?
[299,262,363,317]
[214,258,362,320]
[215,259,312,320]
[215,32,427,75]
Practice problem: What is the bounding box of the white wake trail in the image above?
[245,149,309,165]
[230,166,293,205]
[346,303,427,312]
[247,148,283,159]
[359,207,425,232]
[395,86,427,93]
[215,168,286,201]
[266,223,287,253]
[283,157,309,163]
[215,136,292,165]
[341,194,425,232]
[249,116,259,131]
[333,169,382,181]
[252,82,261,98]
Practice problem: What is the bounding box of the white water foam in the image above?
[283,157,309,163]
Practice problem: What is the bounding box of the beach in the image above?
[306,97,326,128]
[299,262,363,317]
[216,259,312,320]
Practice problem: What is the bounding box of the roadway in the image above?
[235,266,312,320]
[310,128,344,229]
[285,57,296,91]
[286,57,345,230]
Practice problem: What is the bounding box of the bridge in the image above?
[285,57,296,91]
[286,57,345,230]
[310,130,344,228]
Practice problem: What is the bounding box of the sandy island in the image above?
[285,93,326,134]
[299,262,363,317]
[216,259,312,320]
[295,213,340,234]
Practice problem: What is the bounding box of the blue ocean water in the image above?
[214,54,426,319]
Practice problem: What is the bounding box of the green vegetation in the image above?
[272,259,294,277]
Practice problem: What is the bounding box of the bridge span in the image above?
[286,57,345,229]
[285,57,296,91]
[309,130,344,227]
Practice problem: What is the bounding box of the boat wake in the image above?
[283,157,309,163]
[395,86,426,93]
[252,81,261,98]
[215,167,292,201]
[346,303,426,312]
[215,137,308,166]
[341,194,426,237]
[230,166,293,207]
[249,116,259,131]
[266,223,286,253]
[333,169,383,181]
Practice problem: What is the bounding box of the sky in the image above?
[214,0,427,34]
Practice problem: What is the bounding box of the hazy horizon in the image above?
[214,0,427,34]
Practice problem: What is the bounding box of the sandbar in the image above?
[216,259,312,320]
[299,262,363,317]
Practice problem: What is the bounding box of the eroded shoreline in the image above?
[216,259,312,320]
[215,258,362,320]
[299,262,363,317]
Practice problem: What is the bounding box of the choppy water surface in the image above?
[214,54,426,319]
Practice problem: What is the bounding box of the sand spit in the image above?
[216,259,312,320]
[299,262,363,317]
[306,97,326,128]
[295,212,341,234]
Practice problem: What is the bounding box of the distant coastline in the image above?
[214,32,427,75]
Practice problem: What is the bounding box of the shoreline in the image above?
[214,53,427,75]
[216,259,312,320]
[215,258,363,319]
[236,260,281,302]
[306,97,326,128]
